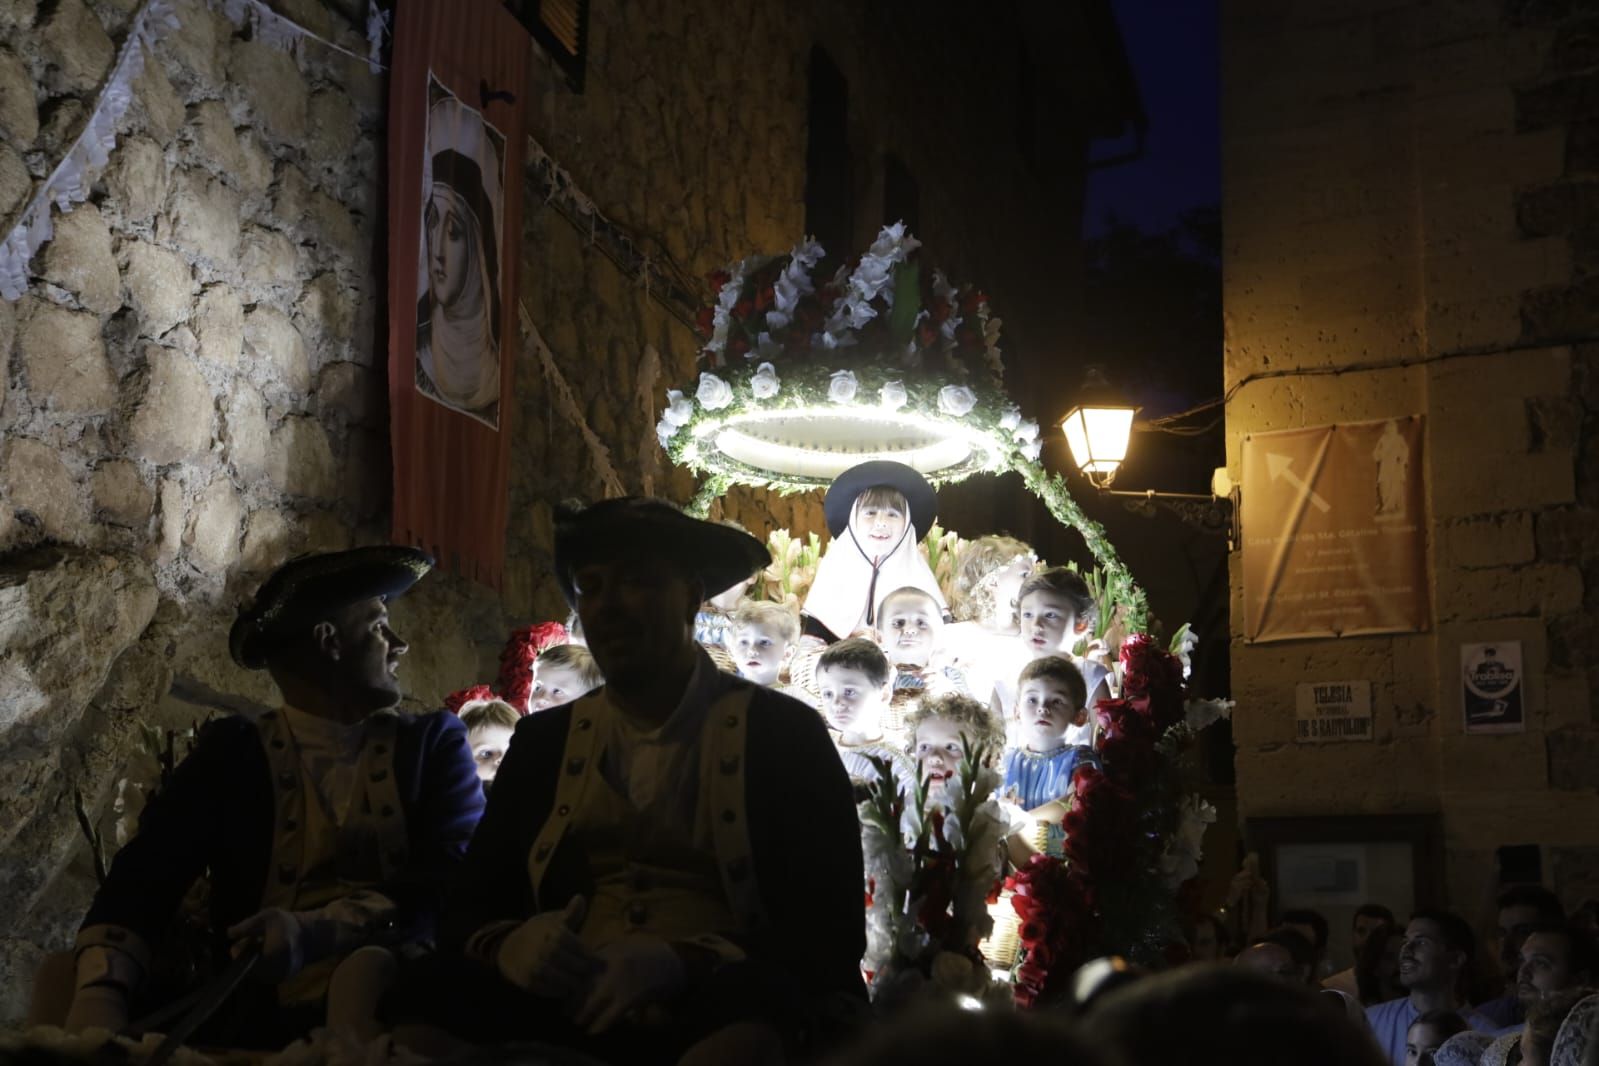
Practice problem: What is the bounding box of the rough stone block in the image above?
[316,361,375,426]
[121,241,193,338]
[38,0,113,94]
[238,226,299,289]
[39,204,120,315]
[104,136,169,225]
[1535,508,1599,564]
[0,47,37,145]
[0,142,27,219]
[227,40,306,146]
[221,382,269,481]
[299,508,352,552]
[158,0,226,86]
[1523,277,1599,347]
[192,284,242,365]
[4,438,82,539]
[1548,727,1599,790]
[1440,513,1536,571]
[294,271,355,349]
[1438,733,1549,793]
[268,416,336,499]
[1517,180,1599,240]
[162,169,242,265]
[183,476,240,572]
[90,460,152,527]
[19,300,116,413]
[154,475,183,561]
[239,506,290,572]
[127,348,214,464]
[306,91,359,177]
[1517,70,1599,133]
[233,129,274,197]
[185,99,244,179]
[242,305,311,391]
[269,162,313,232]
[132,58,185,146]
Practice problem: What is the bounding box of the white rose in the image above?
[937,385,977,417]
[879,380,908,411]
[1020,438,1042,461]
[696,372,733,411]
[828,370,858,403]
[750,362,781,400]
[662,389,695,427]
[999,406,1022,432]
[656,418,677,448]
[1014,418,1039,443]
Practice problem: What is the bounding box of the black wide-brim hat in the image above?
[822,460,938,540]
[229,546,434,670]
[552,497,770,607]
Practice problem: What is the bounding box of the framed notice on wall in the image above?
[1294,681,1373,743]
[1241,417,1429,643]
[1462,641,1524,734]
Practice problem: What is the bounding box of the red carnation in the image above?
[959,289,986,314]
[444,684,497,715]
[707,270,731,290]
[694,306,715,338]
[733,298,754,321]
[916,322,938,348]
[755,285,775,312]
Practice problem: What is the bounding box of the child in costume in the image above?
[1001,656,1099,858]
[729,599,815,706]
[529,643,602,712]
[815,637,913,795]
[875,586,971,738]
[801,460,947,644]
[459,697,521,790]
[993,566,1109,745]
[939,535,1036,711]
[907,693,1006,807]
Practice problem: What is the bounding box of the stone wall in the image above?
[1222,0,1599,914]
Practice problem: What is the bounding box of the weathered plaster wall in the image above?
[1222,0,1599,912]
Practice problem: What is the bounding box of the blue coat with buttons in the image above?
[81,709,484,963]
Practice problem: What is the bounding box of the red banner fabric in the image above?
[387,0,527,589]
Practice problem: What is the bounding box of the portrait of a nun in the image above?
[416,83,505,426]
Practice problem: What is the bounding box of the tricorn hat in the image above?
[822,460,938,540]
[552,497,770,607]
[229,546,434,669]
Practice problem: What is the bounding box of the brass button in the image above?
[278,773,296,789]
[566,758,586,775]
[370,769,388,783]
[283,818,298,831]
[719,756,739,775]
[279,864,295,884]
[556,804,571,816]
[627,901,648,925]
[381,805,396,817]
[374,744,388,755]
[577,719,592,731]
[721,809,736,824]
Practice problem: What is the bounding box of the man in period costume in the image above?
[393,498,866,1064]
[58,547,484,1045]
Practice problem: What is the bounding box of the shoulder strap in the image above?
[525,697,603,909]
[705,685,765,928]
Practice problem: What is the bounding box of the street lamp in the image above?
[1059,366,1139,489]
[1059,366,1237,543]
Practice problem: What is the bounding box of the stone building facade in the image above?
[0,0,1135,1020]
[1223,0,1599,913]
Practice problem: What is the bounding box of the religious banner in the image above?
[387,0,527,587]
[1241,417,1428,643]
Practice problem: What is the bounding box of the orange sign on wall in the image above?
[1241,417,1429,643]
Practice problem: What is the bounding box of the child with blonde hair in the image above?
[530,643,602,711]
[905,693,1005,805]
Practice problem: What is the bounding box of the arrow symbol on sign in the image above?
[1266,453,1331,512]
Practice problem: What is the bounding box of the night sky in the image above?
[1083,0,1220,237]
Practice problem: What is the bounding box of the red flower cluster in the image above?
[443,684,496,715]
[1005,854,1091,1008]
[695,260,836,365]
[494,621,569,714]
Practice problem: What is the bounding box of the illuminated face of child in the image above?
[914,716,966,798]
[731,621,787,686]
[1017,590,1085,658]
[877,596,940,668]
[816,664,886,738]
[1016,677,1080,752]
[985,555,1035,630]
[850,497,907,555]
[468,724,513,782]
[1404,1020,1451,1066]
[530,664,588,712]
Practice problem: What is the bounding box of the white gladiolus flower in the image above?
[662,389,695,426]
[1185,696,1234,732]
[696,372,734,410]
[937,385,977,417]
[828,370,859,403]
[1014,419,1039,443]
[880,380,908,410]
[750,362,781,399]
[1020,438,1042,461]
[999,406,1022,432]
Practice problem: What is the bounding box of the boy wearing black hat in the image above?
[399,498,865,1064]
[58,547,483,1044]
